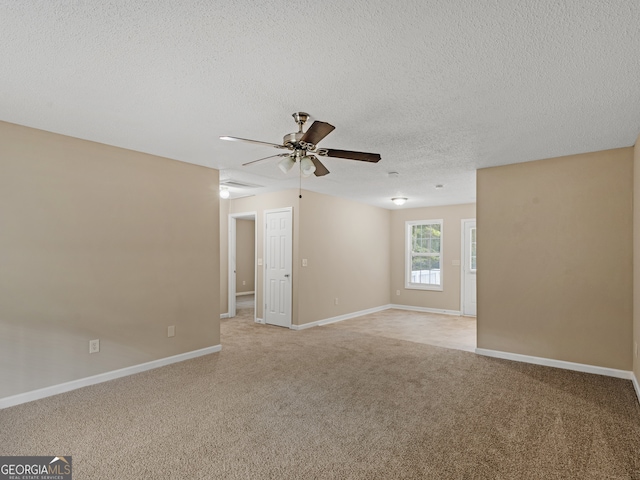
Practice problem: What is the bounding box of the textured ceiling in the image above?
[1,1,639,209]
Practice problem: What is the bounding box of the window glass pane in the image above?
[411,255,441,284]
[412,256,428,272]
[412,225,429,252]
[412,224,441,253]
[470,227,477,271]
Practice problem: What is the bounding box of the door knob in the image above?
[284,274,290,278]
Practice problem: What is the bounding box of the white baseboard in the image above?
[289,303,463,331]
[389,304,462,316]
[633,373,640,405]
[0,345,222,410]
[236,291,255,296]
[291,305,391,330]
[224,314,261,323]
[475,348,634,380]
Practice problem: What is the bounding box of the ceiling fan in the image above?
[220,112,381,177]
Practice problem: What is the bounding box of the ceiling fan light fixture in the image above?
[278,156,295,173]
[392,197,407,206]
[300,156,316,177]
[219,187,230,199]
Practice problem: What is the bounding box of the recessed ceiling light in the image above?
[391,197,407,206]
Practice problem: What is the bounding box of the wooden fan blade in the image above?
[320,149,381,163]
[242,153,289,166]
[299,121,335,146]
[220,136,288,149]
[310,156,330,176]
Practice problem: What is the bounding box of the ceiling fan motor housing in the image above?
[283,131,304,149]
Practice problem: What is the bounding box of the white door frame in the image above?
[460,218,477,316]
[228,211,257,321]
[264,207,293,328]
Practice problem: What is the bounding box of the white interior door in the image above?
[264,208,292,328]
[462,220,477,316]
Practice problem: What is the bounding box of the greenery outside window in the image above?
[405,220,443,291]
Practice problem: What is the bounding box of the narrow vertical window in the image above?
[405,220,443,290]
[470,227,477,271]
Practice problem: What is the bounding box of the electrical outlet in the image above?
[242,280,246,285]
[168,326,175,338]
[334,297,339,305]
[89,339,100,354]
[396,290,400,296]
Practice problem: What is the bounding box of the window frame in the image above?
[405,219,444,291]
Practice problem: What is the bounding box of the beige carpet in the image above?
[1,308,639,479]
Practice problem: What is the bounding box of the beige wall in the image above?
[390,204,476,312]
[634,133,640,381]
[0,121,220,399]
[220,189,390,326]
[477,148,633,370]
[235,219,255,293]
[297,190,391,325]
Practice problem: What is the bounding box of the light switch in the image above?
[258,258,263,266]
[302,259,308,267]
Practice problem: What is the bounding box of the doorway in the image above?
[461,219,477,316]
[228,212,257,320]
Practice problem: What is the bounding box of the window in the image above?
[470,227,477,271]
[406,220,443,290]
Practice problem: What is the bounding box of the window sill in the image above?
[405,284,443,292]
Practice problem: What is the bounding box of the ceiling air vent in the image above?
[219,180,263,189]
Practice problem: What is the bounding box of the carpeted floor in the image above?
[1,308,639,479]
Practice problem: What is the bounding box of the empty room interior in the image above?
[1,1,640,478]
